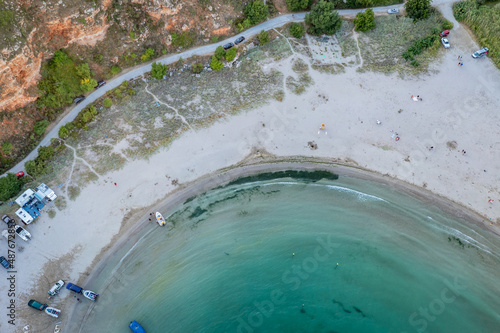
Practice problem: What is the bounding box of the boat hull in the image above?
[155,212,166,226]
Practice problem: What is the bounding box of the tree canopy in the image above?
[151,62,168,79]
[244,1,269,25]
[0,173,23,201]
[353,8,375,32]
[289,22,306,38]
[405,0,433,21]
[286,0,313,12]
[305,0,342,35]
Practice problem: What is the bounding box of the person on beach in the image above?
[318,124,327,135]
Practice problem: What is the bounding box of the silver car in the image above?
[387,8,399,14]
[441,38,450,49]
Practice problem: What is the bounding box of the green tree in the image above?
[110,65,121,75]
[192,63,204,74]
[80,77,98,92]
[58,125,69,139]
[405,0,432,21]
[1,142,12,155]
[353,8,375,32]
[151,62,168,79]
[289,22,306,38]
[141,48,155,62]
[33,120,50,136]
[286,0,313,11]
[258,30,270,45]
[244,1,269,25]
[0,173,22,201]
[210,56,224,71]
[225,48,238,62]
[305,0,342,35]
[103,98,112,108]
[215,46,226,60]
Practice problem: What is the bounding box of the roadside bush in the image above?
[33,120,50,136]
[289,22,306,38]
[171,31,196,48]
[286,0,313,11]
[244,1,269,25]
[103,98,112,108]
[225,48,238,62]
[258,30,270,45]
[141,48,155,62]
[305,0,342,35]
[75,105,98,129]
[58,125,69,139]
[1,142,12,155]
[151,62,168,79]
[25,146,56,178]
[353,8,375,32]
[411,60,420,67]
[236,18,252,32]
[215,46,226,60]
[210,56,224,71]
[192,63,204,74]
[110,65,122,75]
[402,34,438,61]
[441,18,454,30]
[0,173,22,201]
[405,0,432,21]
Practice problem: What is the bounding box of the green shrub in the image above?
[25,145,56,178]
[129,31,136,40]
[33,120,50,136]
[2,142,13,155]
[171,31,196,48]
[103,98,112,108]
[151,61,168,79]
[286,0,313,11]
[402,34,438,61]
[0,173,22,201]
[258,30,270,45]
[58,125,69,139]
[225,48,238,62]
[192,63,204,74]
[405,0,432,21]
[210,56,224,71]
[289,22,306,38]
[441,19,453,30]
[353,8,375,32]
[215,46,226,60]
[305,0,342,35]
[244,1,269,25]
[110,65,122,75]
[411,60,420,67]
[237,18,252,32]
[141,48,155,62]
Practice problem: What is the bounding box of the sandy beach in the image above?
[1,6,499,333]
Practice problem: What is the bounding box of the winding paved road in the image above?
[5,3,450,176]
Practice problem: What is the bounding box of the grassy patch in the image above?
[68,186,81,201]
[47,209,56,218]
[54,196,67,211]
[286,73,313,95]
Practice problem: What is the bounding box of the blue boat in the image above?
[129,320,146,333]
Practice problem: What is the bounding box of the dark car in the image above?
[223,42,234,50]
[234,36,245,45]
[439,30,450,37]
[28,300,47,311]
[95,80,106,89]
[1,256,11,269]
[74,96,86,104]
[66,282,83,294]
[2,215,15,228]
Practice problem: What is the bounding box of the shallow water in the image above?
[72,175,500,333]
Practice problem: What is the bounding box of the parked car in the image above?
[439,30,450,37]
[15,225,31,242]
[16,171,24,178]
[472,47,489,58]
[95,80,106,89]
[223,42,234,50]
[441,38,450,49]
[66,282,83,294]
[28,300,47,311]
[0,256,11,269]
[2,215,15,228]
[387,8,399,14]
[73,96,86,104]
[48,280,65,296]
[234,36,245,45]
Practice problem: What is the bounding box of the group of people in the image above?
[458,55,464,66]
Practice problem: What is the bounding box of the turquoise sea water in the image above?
[71,174,500,333]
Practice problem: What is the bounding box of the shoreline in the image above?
[66,156,498,330]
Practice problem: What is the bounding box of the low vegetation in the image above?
[453,0,500,68]
[244,1,269,25]
[289,22,306,38]
[402,34,439,61]
[25,143,65,179]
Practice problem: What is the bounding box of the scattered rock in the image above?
[308,141,318,150]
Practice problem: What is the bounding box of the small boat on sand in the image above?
[129,320,146,333]
[83,290,99,301]
[156,212,166,226]
[45,307,61,318]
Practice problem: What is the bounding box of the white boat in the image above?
[45,307,61,318]
[156,212,166,226]
[83,290,98,301]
